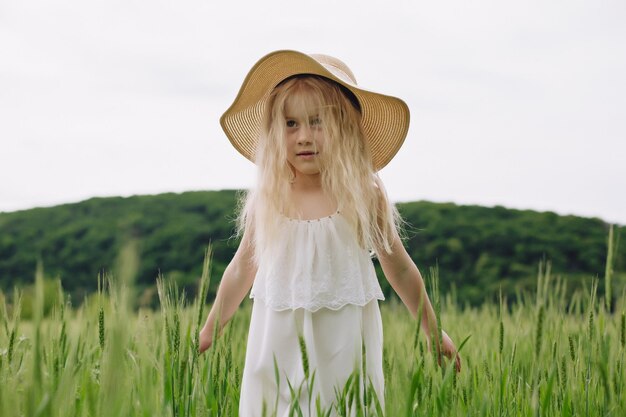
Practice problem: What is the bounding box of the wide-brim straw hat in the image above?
[220,50,410,171]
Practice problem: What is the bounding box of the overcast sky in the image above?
[1,0,625,225]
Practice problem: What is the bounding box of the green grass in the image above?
[1,252,625,416]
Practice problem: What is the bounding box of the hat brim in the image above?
[220,50,410,171]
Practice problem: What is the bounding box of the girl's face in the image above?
[283,96,326,178]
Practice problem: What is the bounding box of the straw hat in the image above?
[220,50,410,171]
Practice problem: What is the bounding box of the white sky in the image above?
[1,0,625,225]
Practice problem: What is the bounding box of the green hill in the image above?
[0,190,623,306]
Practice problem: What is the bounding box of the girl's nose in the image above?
[296,126,312,144]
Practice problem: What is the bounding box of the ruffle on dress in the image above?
[250,213,385,312]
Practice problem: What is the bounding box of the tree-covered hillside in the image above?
[0,190,623,306]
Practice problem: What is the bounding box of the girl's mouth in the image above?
[297,151,318,158]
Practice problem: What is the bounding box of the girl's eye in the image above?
[286,120,297,128]
[310,117,322,126]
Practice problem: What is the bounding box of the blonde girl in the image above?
[199,50,460,416]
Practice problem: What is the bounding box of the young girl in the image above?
[199,50,460,416]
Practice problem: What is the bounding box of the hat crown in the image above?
[309,54,357,86]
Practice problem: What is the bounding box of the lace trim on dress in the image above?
[250,213,385,312]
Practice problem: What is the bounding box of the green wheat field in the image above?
[1,235,625,417]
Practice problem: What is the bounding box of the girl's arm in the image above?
[373,178,460,370]
[198,226,257,353]
[377,235,461,371]
[376,232,437,334]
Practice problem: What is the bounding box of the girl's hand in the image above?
[427,330,462,372]
[441,330,461,372]
[198,330,212,354]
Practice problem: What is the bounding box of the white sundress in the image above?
[239,212,386,417]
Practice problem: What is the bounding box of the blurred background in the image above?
[1,0,624,223]
[1,0,625,309]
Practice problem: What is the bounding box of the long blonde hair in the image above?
[238,75,400,262]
